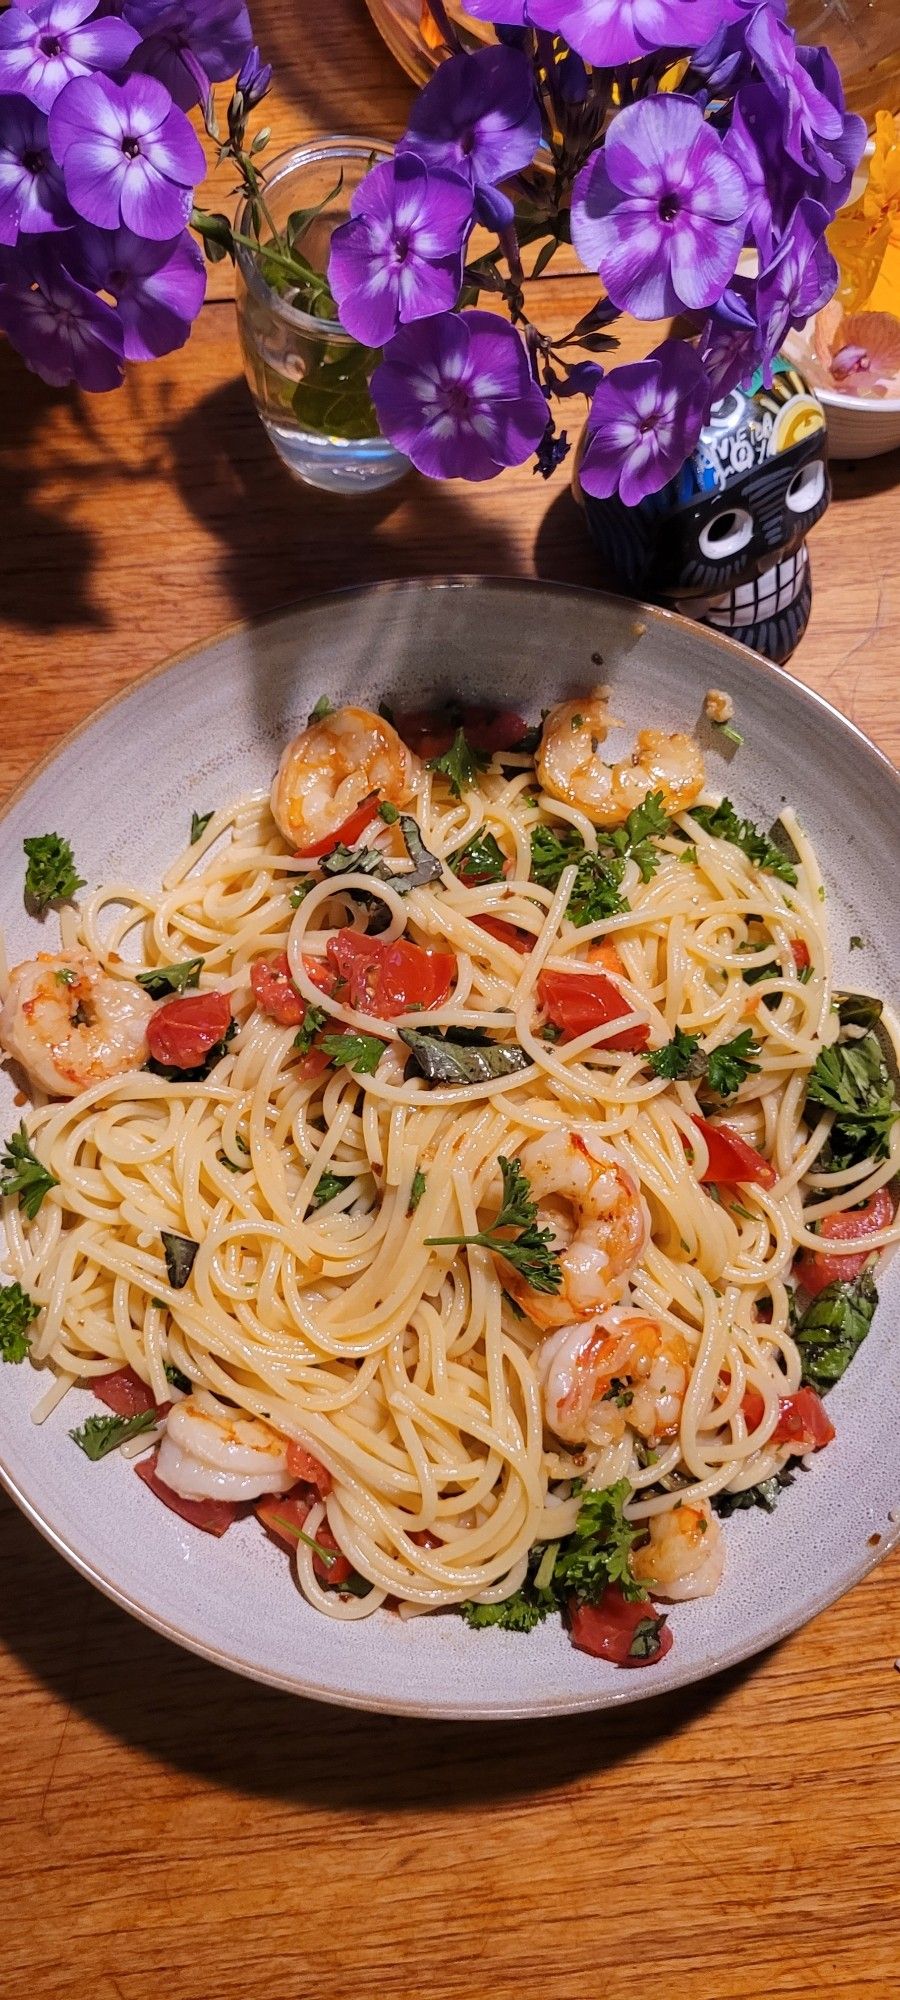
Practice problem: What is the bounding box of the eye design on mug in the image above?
[698,506,754,560]
[785,459,826,513]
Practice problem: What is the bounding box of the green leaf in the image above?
[400,1026,531,1087]
[397,816,443,890]
[836,992,883,1032]
[290,878,317,908]
[426,1153,562,1294]
[794,1267,878,1393]
[551,1479,646,1603]
[713,1467,796,1516]
[408,1167,427,1213]
[805,1033,898,1169]
[450,829,506,885]
[161,1231,199,1289]
[647,1026,704,1081]
[70,1409,159,1461]
[285,170,343,251]
[689,799,798,884]
[136,957,204,999]
[459,1590,550,1633]
[164,1362,192,1394]
[679,845,698,866]
[308,696,334,724]
[619,791,671,882]
[321,1031,385,1075]
[23,833,85,914]
[628,1613,669,1660]
[427,728,489,800]
[530,821,585,890]
[529,822,628,925]
[0,1124,58,1220]
[311,1170,346,1209]
[293,1004,328,1055]
[378,800,399,824]
[705,1028,761,1098]
[190,810,214,844]
[0,1282,39,1363]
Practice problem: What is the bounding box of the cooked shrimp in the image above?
[156,1397,293,1503]
[271,704,420,849]
[631,1499,725,1600]
[536,693,704,827]
[0,951,154,1098]
[502,1127,649,1329]
[539,1309,690,1447]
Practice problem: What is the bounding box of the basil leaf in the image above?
[136,957,204,998]
[397,816,443,890]
[713,1467,797,1517]
[794,1267,878,1392]
[161,1231,199,1289]
[190,810,214,844]
[400,1028,531,1085]
[836,992,883,1032]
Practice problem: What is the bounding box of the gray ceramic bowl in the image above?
[1,579,898,1718]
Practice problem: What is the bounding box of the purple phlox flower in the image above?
[0,0,138,114]
[371,308,548,482]
[0,236,123,385]
[68,219,205,358]
[794,46,866,211]
[527,0,741,70]
[49,71,205,240]
[571,93,748,321]
[533,417,570,480]
[234,43,271,114]
[398,47,540,225]
[699,195,838,400]
[723,82,810,258]
[328,151,472,349]
[744,6,862,193]
[0,93,70,243]
[580,339,711,508]
[123,0,252,110]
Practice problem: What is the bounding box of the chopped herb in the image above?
[714,722,744,748]
[427,728,489,800]
[136,957,204,999]
[450,828,506,885]
[713,1466,797,1516]
[147,1015,237,1083]
[321,842,388,880]
[164,1362,192,1393]
[312,1170,346,1209]
[70,1409,159,1460]
[458,1478,646,1632]
[161,1231,199,1289]
[849,935,865,951]
[217,1149,245,1172]
[190,809,214,844]
[408,1167,427,1213]
[0,1124,58,1219]
[400,1026,531,1086]
[529,823,627,925]
[836,992,883,1032]
[321,1030,385,1075]
[647,1026,704,1081]
[290,878,316,907]
[397,816,443,890]
[151,1298,168,1312]
[294,1004,328,1055]
[705,1028,761,1098]
[794,1267,878,1393]
[690,799,798,884]
[634,1440,658,1469]
[612,791,671,883]
[23,832,85,914]
[679,845,698,866]
[426,1154,562,1293]
[0,1282,39,1363]
[308,696,333,723]
[628,1612,669,1659]
[540,1022,564,1044]
[55,967,78,986]
[571,713,584,729]
[798,962,813,984]
[377,800,399,824]
[459,1589,549,1632]
[530,821,585,890]
[818,884,826,902]
[806,1032,899,1170]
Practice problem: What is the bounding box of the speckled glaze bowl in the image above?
[1,579,898,1718]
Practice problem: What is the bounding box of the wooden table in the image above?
[1,6,899,1995]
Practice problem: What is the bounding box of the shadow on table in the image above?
[249,0,412,138]
[0,1500,766,1811]
[168,375,527,614]
[0,354,107,634]
[829,447,900,504]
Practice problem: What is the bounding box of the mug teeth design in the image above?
[701,547,808,631]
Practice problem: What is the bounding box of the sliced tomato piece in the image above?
[147,990,232,1071]
[773,1387,836,1452]
[537,968,650,1053]
[568,1585,673,1668]
[296,1044,332,1081]
[311,1518,354,1589]
[134,1451,240,1536]
[94,1365,158,1418]
[472,913,533,955]
[395,705,529,758]
[296,793,380,860]
[257,1489,313,1551]
[691,1116,777,1190]
[794,1187,894,1297]
[409,1528,442,1549]
[251,951,305,1027]
[285,1441,332,1492]
[740,1386,766,1430]
[324,927,455,1019]
[587,940,626,976]
[791,939,811,973]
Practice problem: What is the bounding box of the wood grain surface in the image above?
[1,6,899,1996]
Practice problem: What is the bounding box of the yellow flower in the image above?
[828,111,900,316]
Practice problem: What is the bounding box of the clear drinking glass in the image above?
[234,137,409,494]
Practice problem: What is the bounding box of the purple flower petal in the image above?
[399,46,540,196]
[371,309,547,482]
[0,94,69,242]
[125,0,253,108]
[529,0,740,69]
[50,72,204,236]
[0,237,123,387]
[70,220,205,359]
[329,152,472,348]
[0,1,138,113]
[580,340,711,507]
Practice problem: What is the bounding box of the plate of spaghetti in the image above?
[1,578,898,1718]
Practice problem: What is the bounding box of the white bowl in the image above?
[785,323,900,459]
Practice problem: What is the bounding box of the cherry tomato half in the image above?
[537,969,650,1053]
[251,952,306,1026]
[793,1187,894,1297]
[568,1584,673,1668]
[691,1116,777,1190]
[321,927,455,1019]
[472,914,533,955]
[146,990,232,1071]
[773,1387,835,1452]
[94,1365,159,1418]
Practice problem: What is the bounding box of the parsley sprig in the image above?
[689,799,797,884]
[425,1155,562,1293]
[23,832,85,914]
[294,1004,328,1055]
[0,1281,39,1362]
[321,1030,385,1075]
[460,1480,650,1632]
[647,1026,761,1097]
[0,1124,59,1219]
[427,728,489,800]
[136,957,204,998]
[70,1410,160,1460]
